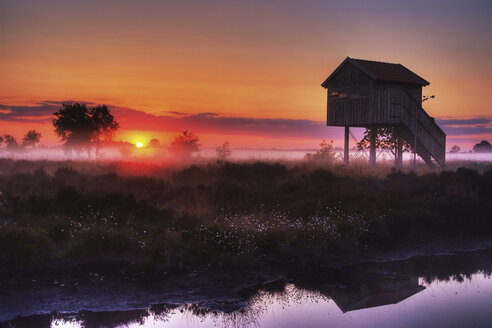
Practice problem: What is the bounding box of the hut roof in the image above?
[321,57,430,87]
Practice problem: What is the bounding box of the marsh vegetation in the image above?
[1,158,491,280]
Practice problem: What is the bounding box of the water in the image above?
[2,248,492,328]
[48,275,491,328]
[11,274,492,328]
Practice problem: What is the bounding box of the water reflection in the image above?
[2,248,492,328]
[330,276,425,313]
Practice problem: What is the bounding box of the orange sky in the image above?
[1,0,491,150]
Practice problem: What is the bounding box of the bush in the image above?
[0,226,54,267]
[66,228,137,259]
[54,166,79,179]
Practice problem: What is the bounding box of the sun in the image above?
[136,142,143,148]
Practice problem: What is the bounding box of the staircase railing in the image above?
[390,88,446,167]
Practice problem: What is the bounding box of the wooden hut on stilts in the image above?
[321,57,446,168]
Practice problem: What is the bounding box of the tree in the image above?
[52,102,119,155]
[22,130,42,150]
[472,140,492,153]
[2,134,19,151]
[357,127,412,165]
[216,142,232,161]
[148,138,161,148]
[449,145,461,153]
[90,104,120,156]
[90,105,119,140]
[53,102,92,153]
[169,130,201,159]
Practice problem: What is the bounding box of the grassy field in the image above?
[1,158,491,278]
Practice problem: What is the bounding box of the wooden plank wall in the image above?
[327,62,373,126]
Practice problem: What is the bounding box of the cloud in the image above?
[0,101,330,139]
[113,106,329,139]
[436,117,492,136]
[163,111,187,116]
[0,103,59,122]
[0,101,95,123]
[1,100,490,141]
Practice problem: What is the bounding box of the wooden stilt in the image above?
[397,141,403,168]
[394,144,398,167]
[396,129,403,168]
[369,127,376,168]
[344,126,349,165]
[413,128,417,169]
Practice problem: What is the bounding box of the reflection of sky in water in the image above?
[50,273,492,328]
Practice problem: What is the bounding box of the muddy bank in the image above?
[0,266,284,324]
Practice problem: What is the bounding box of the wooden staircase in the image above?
[390,88,446,168]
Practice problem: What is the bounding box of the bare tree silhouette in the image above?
[216,142,232,161]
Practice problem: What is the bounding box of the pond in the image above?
[2,247,492,328]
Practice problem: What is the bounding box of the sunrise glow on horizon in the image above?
[1,0,491,150]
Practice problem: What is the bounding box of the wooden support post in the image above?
[413,109,417,169]
[397,141,403,168]
[394,144,398,167]
[413,130,417,169]
[395,129,403,169]
[369,127,376,168]
[344,126,349,166]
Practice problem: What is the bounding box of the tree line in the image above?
[50,102,233,159]
[2,101,491,158]
[0,130,42,152]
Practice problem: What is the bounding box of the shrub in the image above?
[66,228,137,259]
[0,226,54,267]
[304,140,339,165]
[54,166,79,179]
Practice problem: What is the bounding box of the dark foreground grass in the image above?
[0,158,491,278]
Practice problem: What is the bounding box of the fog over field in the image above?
[1,144,492,163]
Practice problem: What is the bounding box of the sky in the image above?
[1,0,491,150]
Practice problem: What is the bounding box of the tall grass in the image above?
[0,158,491,276]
